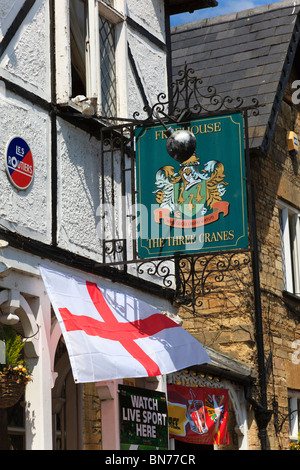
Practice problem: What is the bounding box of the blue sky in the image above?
[170,0,293,26]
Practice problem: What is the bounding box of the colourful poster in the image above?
[167,384,229,445]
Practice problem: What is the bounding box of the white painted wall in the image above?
[0,90,52,243]
[56,118,103,260]
[0,0,170,449]
[126,0,166,42]
[0,0,169,263]
[127,27,168,119]
[0,0,51,102]
[0,1,26,41]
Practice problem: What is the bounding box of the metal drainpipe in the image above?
[49,0,58,247]
[244,111,272,450]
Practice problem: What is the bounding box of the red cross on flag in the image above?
[40,265,210,383]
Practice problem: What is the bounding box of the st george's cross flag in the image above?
[40,265,210,383]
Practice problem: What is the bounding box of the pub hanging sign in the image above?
[135,113,248,258]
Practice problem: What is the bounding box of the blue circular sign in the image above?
[5,137,34,190]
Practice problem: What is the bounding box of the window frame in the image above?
[288,390,300,441]
[55,0,127,117]
[278,201,300,296]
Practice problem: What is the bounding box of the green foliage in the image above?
[290,433,300,450]
[2,326,25,368]
[0,327,31,382]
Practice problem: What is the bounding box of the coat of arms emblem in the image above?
[153,154,229,228]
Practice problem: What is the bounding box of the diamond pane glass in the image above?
[99,16,117,117]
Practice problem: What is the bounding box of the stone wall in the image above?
[252,81,300,449]
[82,383,102,451]
[177,77,300,450]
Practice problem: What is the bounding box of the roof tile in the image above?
[171,2,300,152]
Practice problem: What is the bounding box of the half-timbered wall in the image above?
[0,0,172,450]
[0,0,169,262]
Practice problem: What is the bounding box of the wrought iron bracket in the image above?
[97,65,263,317]
[273,398,298,435]
[97,63,264,128]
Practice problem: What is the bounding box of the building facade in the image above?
[1,0,300,452]
[0,0,228,451]
[171,0,300,450]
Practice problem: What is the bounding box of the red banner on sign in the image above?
[167,384,229,445]
[154,201,229,229]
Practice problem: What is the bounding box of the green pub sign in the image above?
[135,113,248,258]
[119,385,168,450]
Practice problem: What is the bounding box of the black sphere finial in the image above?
[165,128,196,163]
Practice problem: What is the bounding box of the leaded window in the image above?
[99,15,117,117]
[68,0,124,116]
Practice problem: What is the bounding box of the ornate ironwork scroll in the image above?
[136,258,175,289]
[135,250,252,315]
[132,63,262,124]
[174,251,251,314]
[98,64,261,125]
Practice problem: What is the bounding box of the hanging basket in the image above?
[0,374,26,409]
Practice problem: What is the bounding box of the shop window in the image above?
[288,391,300,440]
[6,401,26,450]
[0,402,26,450]
[278,202,300,296]
[68,0,124,117]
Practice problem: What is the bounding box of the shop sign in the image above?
[119,384,168,450]
[167,384,229,445]
[5,137,34,190]
[135,113,248,258]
